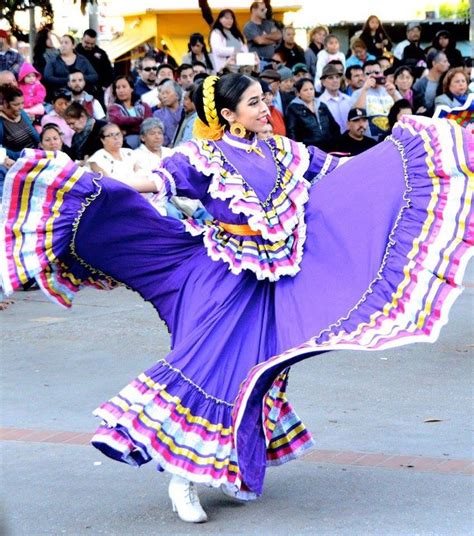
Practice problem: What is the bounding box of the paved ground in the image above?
[1,263,473,535]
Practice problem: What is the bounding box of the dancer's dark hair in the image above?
[193,73,257,128]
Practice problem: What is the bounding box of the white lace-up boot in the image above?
[168,475,208,523]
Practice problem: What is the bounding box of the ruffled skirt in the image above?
[1,117,473,499]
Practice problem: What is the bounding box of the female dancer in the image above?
[1,74,473,524]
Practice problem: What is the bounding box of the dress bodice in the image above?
[154,133,339,281]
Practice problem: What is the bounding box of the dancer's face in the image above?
[222,82,269,134]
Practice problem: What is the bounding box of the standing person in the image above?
[345,65,365,96]
[359,15,392,58]
[151,44,178,70]
[305,25,328,78]
[153,79,183,147]
[41,90,74,147]
[173,83,198,146]
[68,70,105,120]
[209,9,249,74]
[75,29,115,103]
[412,49,450,116]
[32,27,59,76]
[107,75,152,149]
[243,1,282,68]
[351,60,401,139]
[318,64,352,133]
[285,77,340,151]
[176,64,195,89]
[182,33,214,73]
[134,55,158,98]
[64,102,107,162]
[429,30,464,68]
[334,107,377,155]
[3,72,472,526]
[314,34,346,91]
[275,26,306,69]
[0,29,23,76]
[395,22,426,76]
[393,22,421,63]
[43,35,98,95]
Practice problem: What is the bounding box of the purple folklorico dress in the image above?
[2,116,473,499]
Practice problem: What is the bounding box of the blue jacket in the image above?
[0,111,40,160]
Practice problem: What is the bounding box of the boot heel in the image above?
[168,475,208,523]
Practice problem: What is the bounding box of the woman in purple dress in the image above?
[1,74,473,524]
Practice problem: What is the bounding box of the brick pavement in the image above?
[2,426,472,476]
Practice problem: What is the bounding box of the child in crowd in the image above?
[40,90,75,147]
[314,34,346,91]
[17,62,46,123]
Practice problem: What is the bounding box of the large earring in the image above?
[229,122,246,138]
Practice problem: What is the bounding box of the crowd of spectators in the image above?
[1,3,472,193]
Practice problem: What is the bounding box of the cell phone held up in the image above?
[374,76,386,85]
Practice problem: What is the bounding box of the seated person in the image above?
[285,77,340,152]
[17,62,46,122]
[39,122,72,157]
[41,89,75,147]
[434,67,470,111]
[334,107,377,156]
[64,101,107,163]
[0,85,39,161]
[88,122,141,183]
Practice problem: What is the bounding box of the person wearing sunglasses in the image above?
[134,55,159,99]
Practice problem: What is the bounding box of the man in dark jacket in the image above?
[75,29,114,103]
[275,26,306,69]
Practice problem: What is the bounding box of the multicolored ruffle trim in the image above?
[92,362,312,500]
[167,136,313,280]
[230,117,473,450]
[183,217,306,281]
[1,149,117,307]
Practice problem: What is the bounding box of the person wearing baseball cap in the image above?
[260,79,286,136]
[292,62,310,80]
[277,65,296,104]
[260,69,290,115]
[334,107,377,156]
[0,29,24,75]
